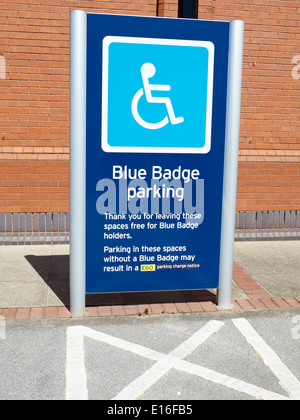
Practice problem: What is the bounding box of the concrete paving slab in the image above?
[0,245,68,309]
[50,244,69,255]
[46,279,69,307]
[0,245,52,262]
[0,261,49,284]
[48,255,69,281]
[234,241,300,298]
[0,244,248,310]
[0,281,48,308]
[232,281,248,300]
[0,241,299,311]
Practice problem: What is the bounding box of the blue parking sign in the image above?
[102,36,214,154]
[70,11,245,314]
[82,13,231,294]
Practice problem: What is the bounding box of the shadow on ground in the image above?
[25,254,216,309]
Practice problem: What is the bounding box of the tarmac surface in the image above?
[1,310,300,400]
[0,240,300,401]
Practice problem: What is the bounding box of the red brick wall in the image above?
[158,0,178,17]
[0,0,299,214]
[213,0,300,212]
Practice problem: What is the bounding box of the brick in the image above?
[85,307,99,317]
[137,304,151,316]
[249,299,268,310]
[0,0,299,215]
[15,308,30,320]
[57,307,71,318]
[174,302,191,313]
[44,307,58,318]
[186,302,204,313]
[245,289,272,299]
[150,304,164,314]
[201,302,217,312]
[111,306,126,316]
[260,298,280,309]
[1,308,17,320]
[231,301,243,311]
[235,299,255,311]
[0,214,5,232]
[124,306,139,316]
[162,303,177,314]
[6,214,12,232]
[283,298,300,308]
[30,307,44,319]
[98,306,112,316]
[271,297,292,309]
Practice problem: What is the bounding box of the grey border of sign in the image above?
[69,11,244,315]
[70,10,87,315]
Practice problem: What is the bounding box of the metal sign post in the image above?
[70,11,87,316]
[217,20,244,308]
[69,11,244,316]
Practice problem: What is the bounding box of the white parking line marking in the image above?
[232,318,300,400]
[66,327,88,400]
[65,318,300,400]
[112,320,224,400]
[176,360,289,401]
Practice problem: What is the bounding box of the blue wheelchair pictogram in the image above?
[102,36,214,153]
[132,63,184,130]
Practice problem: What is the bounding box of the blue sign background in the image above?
[86,14,230,294]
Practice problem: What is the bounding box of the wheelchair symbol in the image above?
[131,63,184,130]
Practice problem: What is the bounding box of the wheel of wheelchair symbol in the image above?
[131,88,169,130]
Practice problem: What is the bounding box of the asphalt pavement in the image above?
[0,240,299,401]
[0,310,300,400]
